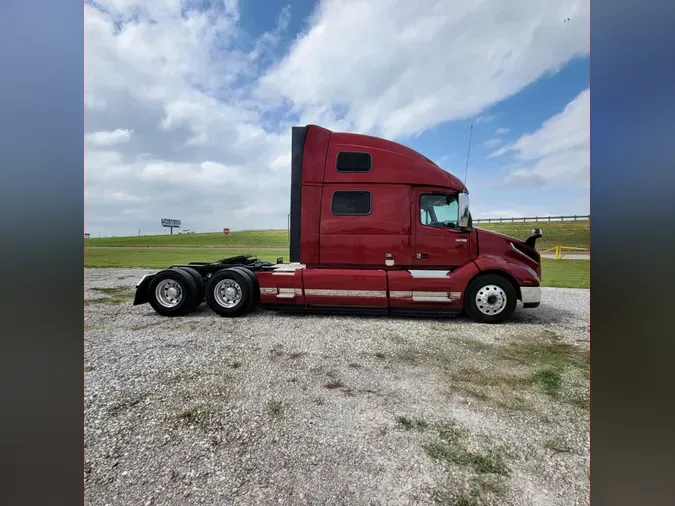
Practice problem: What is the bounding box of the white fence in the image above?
[473,214,590,224]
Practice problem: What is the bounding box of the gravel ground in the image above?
[85,268,589,506]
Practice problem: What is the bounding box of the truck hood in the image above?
[476,227,530,248]
[475,227,542,278]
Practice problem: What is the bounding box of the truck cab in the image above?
[279,125,541,321]
[134,124,542,323]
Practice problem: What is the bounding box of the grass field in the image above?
[85,220,590,251]
[540,259,589,288]
[478,220,589,250]
[84,249,589,289]
[86,229,290,249]
[84,248,289,268]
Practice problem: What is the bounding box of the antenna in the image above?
[464,124,474,185]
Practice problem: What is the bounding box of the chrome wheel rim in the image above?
[214,279,242,308]
[475,284,507,316]
[155,279,183,308]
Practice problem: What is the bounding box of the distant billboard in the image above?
[161,218,181,228]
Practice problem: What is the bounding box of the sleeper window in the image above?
[332,191,371,215]
[336,152,372,172]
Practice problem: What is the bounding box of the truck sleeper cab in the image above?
[133,124,543,323]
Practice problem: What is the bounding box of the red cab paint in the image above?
[276,124,541,322]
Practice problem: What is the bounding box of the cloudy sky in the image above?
[85,0,589,237]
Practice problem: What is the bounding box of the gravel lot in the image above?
[85,268,589,506]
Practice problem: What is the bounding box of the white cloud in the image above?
[475,114,498,125]
[495,127,510,135]
[489,88,589,188]
[85,93,107,110]
[84,0,589,236]
[85,128,134,146]
[257,0,589,139]
[482,138,503,149]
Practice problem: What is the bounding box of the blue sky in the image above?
[85,0,589,236]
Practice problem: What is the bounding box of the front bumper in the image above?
[520,286,541,308]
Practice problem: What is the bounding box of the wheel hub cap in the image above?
[214,279,242,308]
[155,279,183,308]
[475,285,507,316]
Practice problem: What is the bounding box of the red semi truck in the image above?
[133,124,543,323]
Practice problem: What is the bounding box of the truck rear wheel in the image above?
[228,266,260,304]
[205,268,255,317]
[148,268,199,317]
[464,274,517,323]
[175,266,205,308]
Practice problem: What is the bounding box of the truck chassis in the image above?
[133,254,540,323]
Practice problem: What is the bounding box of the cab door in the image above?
[413,188,473,268]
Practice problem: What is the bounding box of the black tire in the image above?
[175,266,205,308]
[229,266,260,304]
[205,268,255,317]
[147,268,199,317]
[464,274,517,324]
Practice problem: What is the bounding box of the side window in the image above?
[332,191,371,215]
[420,194,459,228]
[336,151,372,172]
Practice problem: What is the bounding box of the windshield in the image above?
[420,194,459,228]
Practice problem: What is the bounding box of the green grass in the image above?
[541,258,589,288]
[477,220,589,250]
[86,229,290,248]
[533,369,563,397]
[86,220,589,251]
[423,421,510,476]
[395,415,429,431]
[84,247,289,268]
[88,286,135,305]
[267,400,284,416]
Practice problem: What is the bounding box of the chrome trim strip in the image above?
[412,296,453,303]
[304,289,387,298]
[520,286,541,304]
[390,291,413,298]
[260,287,277,295]
[273,262,306,272]
[408,270,451,278]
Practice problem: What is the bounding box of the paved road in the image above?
[541,252,590,260]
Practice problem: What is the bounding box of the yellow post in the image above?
[556,245,561,260]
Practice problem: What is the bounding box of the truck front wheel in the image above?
[464,274,517,323]
[205,269,255,317]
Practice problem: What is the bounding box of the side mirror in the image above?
[458,192,471,230]
[525,228,543,248]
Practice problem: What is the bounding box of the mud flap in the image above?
[132,274,155,305]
